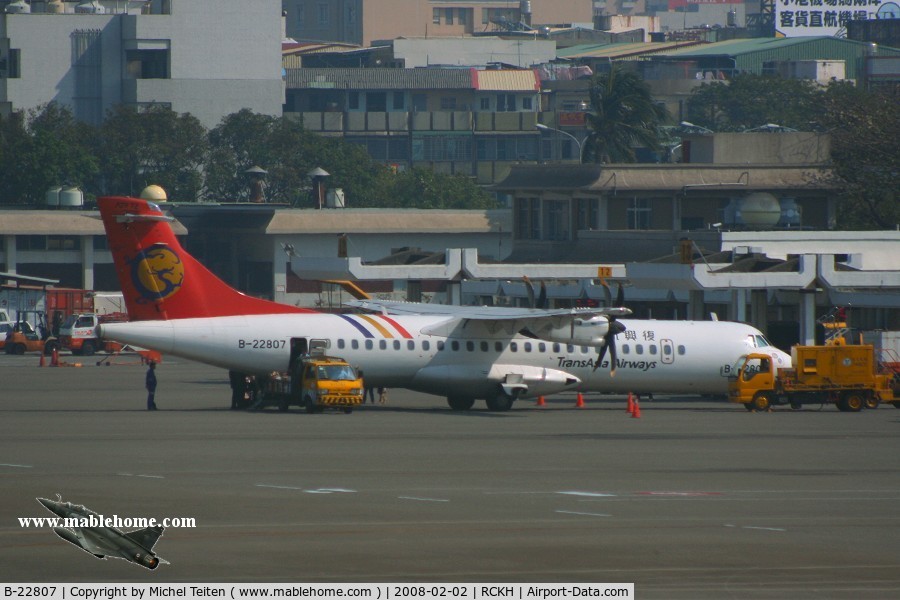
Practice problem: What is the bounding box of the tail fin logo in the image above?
[128,243,185,302]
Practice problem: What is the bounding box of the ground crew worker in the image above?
[146,361,158,410]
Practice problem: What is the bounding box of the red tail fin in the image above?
[98,196,314,321]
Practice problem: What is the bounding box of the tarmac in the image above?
[1,353,899,598]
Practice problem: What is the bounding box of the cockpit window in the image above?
[755,335,770,348]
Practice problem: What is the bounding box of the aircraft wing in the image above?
[124,526,165,551]
[346,299,631,340]
[346,299,631,320]
[73,528,120,557]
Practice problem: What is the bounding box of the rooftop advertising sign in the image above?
[776,0,892,37]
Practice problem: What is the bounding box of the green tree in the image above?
[389,168,493,209]
[583,64,668,163]
[0,103,98,205]
[95,105,207,201]
[820,83,899,229]
[686,74,819,132]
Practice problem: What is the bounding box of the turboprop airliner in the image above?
[96,196,791,411]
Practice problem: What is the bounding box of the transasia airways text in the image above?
[557,357,657,371]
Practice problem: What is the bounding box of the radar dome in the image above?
[739,192,780,228]
[140,185,168,202]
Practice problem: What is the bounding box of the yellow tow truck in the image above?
[248,355,363,413]
[729,343,899,412]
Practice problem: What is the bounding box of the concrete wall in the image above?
[685,133,831,165]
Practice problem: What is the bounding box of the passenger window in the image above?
[365,340,373,350]
[524,342,532,352]
[351,339,359,349]
[407,340,415,350]
[379,340,387,350]
[553,343,561,352]
[393,340,401,350]
[452,341,460,351]
[539,343,546,352]
[566,344,574,353]
[422,340,430,351]
[481,341,489,352]
[510,342,518,352]
[678,345,686,355]
[437,341,445,351]
[663,345,672,355]
[466,341,475,351]
[650,345,657,355]
[636,345,643,355]
[580,345,588,353]
[622,345,630,354]
[495,341,503,352]
[337,339,345,349]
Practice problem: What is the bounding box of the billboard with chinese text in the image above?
[776,0,886,37]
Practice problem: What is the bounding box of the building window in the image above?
[348,92,359,110]
[317,3,328,26]
[445,8,454,24]
[366,92,386,112]
[496,94,515,112]
[543,200,569,241]
[2,49,21,78]
[480,97,490,111]
[575,198,599,231]
[125,49,169,79]
[345,4,356,24]
[433,8,440,24]
[627,198,651,230]
[296,3,304,26]
[458,8,469,25]
[393,91,405,110]
[515,198,540,240]
[522,97,533,110]
[440,96,458,110]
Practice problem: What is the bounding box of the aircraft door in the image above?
[660,339,675,364]
[289,338,308,367]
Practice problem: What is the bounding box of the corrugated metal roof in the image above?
[558,41,706,60]
[285,68,474,90]
[473,69,540,91]
[652,37,900,78]
[266,209,511,235]
[0,211,187,235]
[494,164,833,192]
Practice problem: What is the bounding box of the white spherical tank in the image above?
[46,186,62,207]
[739,192,781,229]
[59,186,84,208]
[140,184,168,202]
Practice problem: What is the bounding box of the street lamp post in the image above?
[536,123,588,163]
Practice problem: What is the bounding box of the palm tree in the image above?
[583,64,668,163]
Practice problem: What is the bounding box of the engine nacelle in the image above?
[537,316,610,346]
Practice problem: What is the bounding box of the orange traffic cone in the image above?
[575,392,585,408]
[39,351,45,367]
[626,392,634,414]
[536,396,546,407]
[631,399,642,418]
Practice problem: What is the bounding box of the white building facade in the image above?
[0,0,283,128]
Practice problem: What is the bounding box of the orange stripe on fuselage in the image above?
[357,314,394,338]
[377,314,414,339]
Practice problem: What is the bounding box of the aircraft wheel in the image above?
[750,392,772,412]
[447,396,475,411]
[485,393,515,412]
